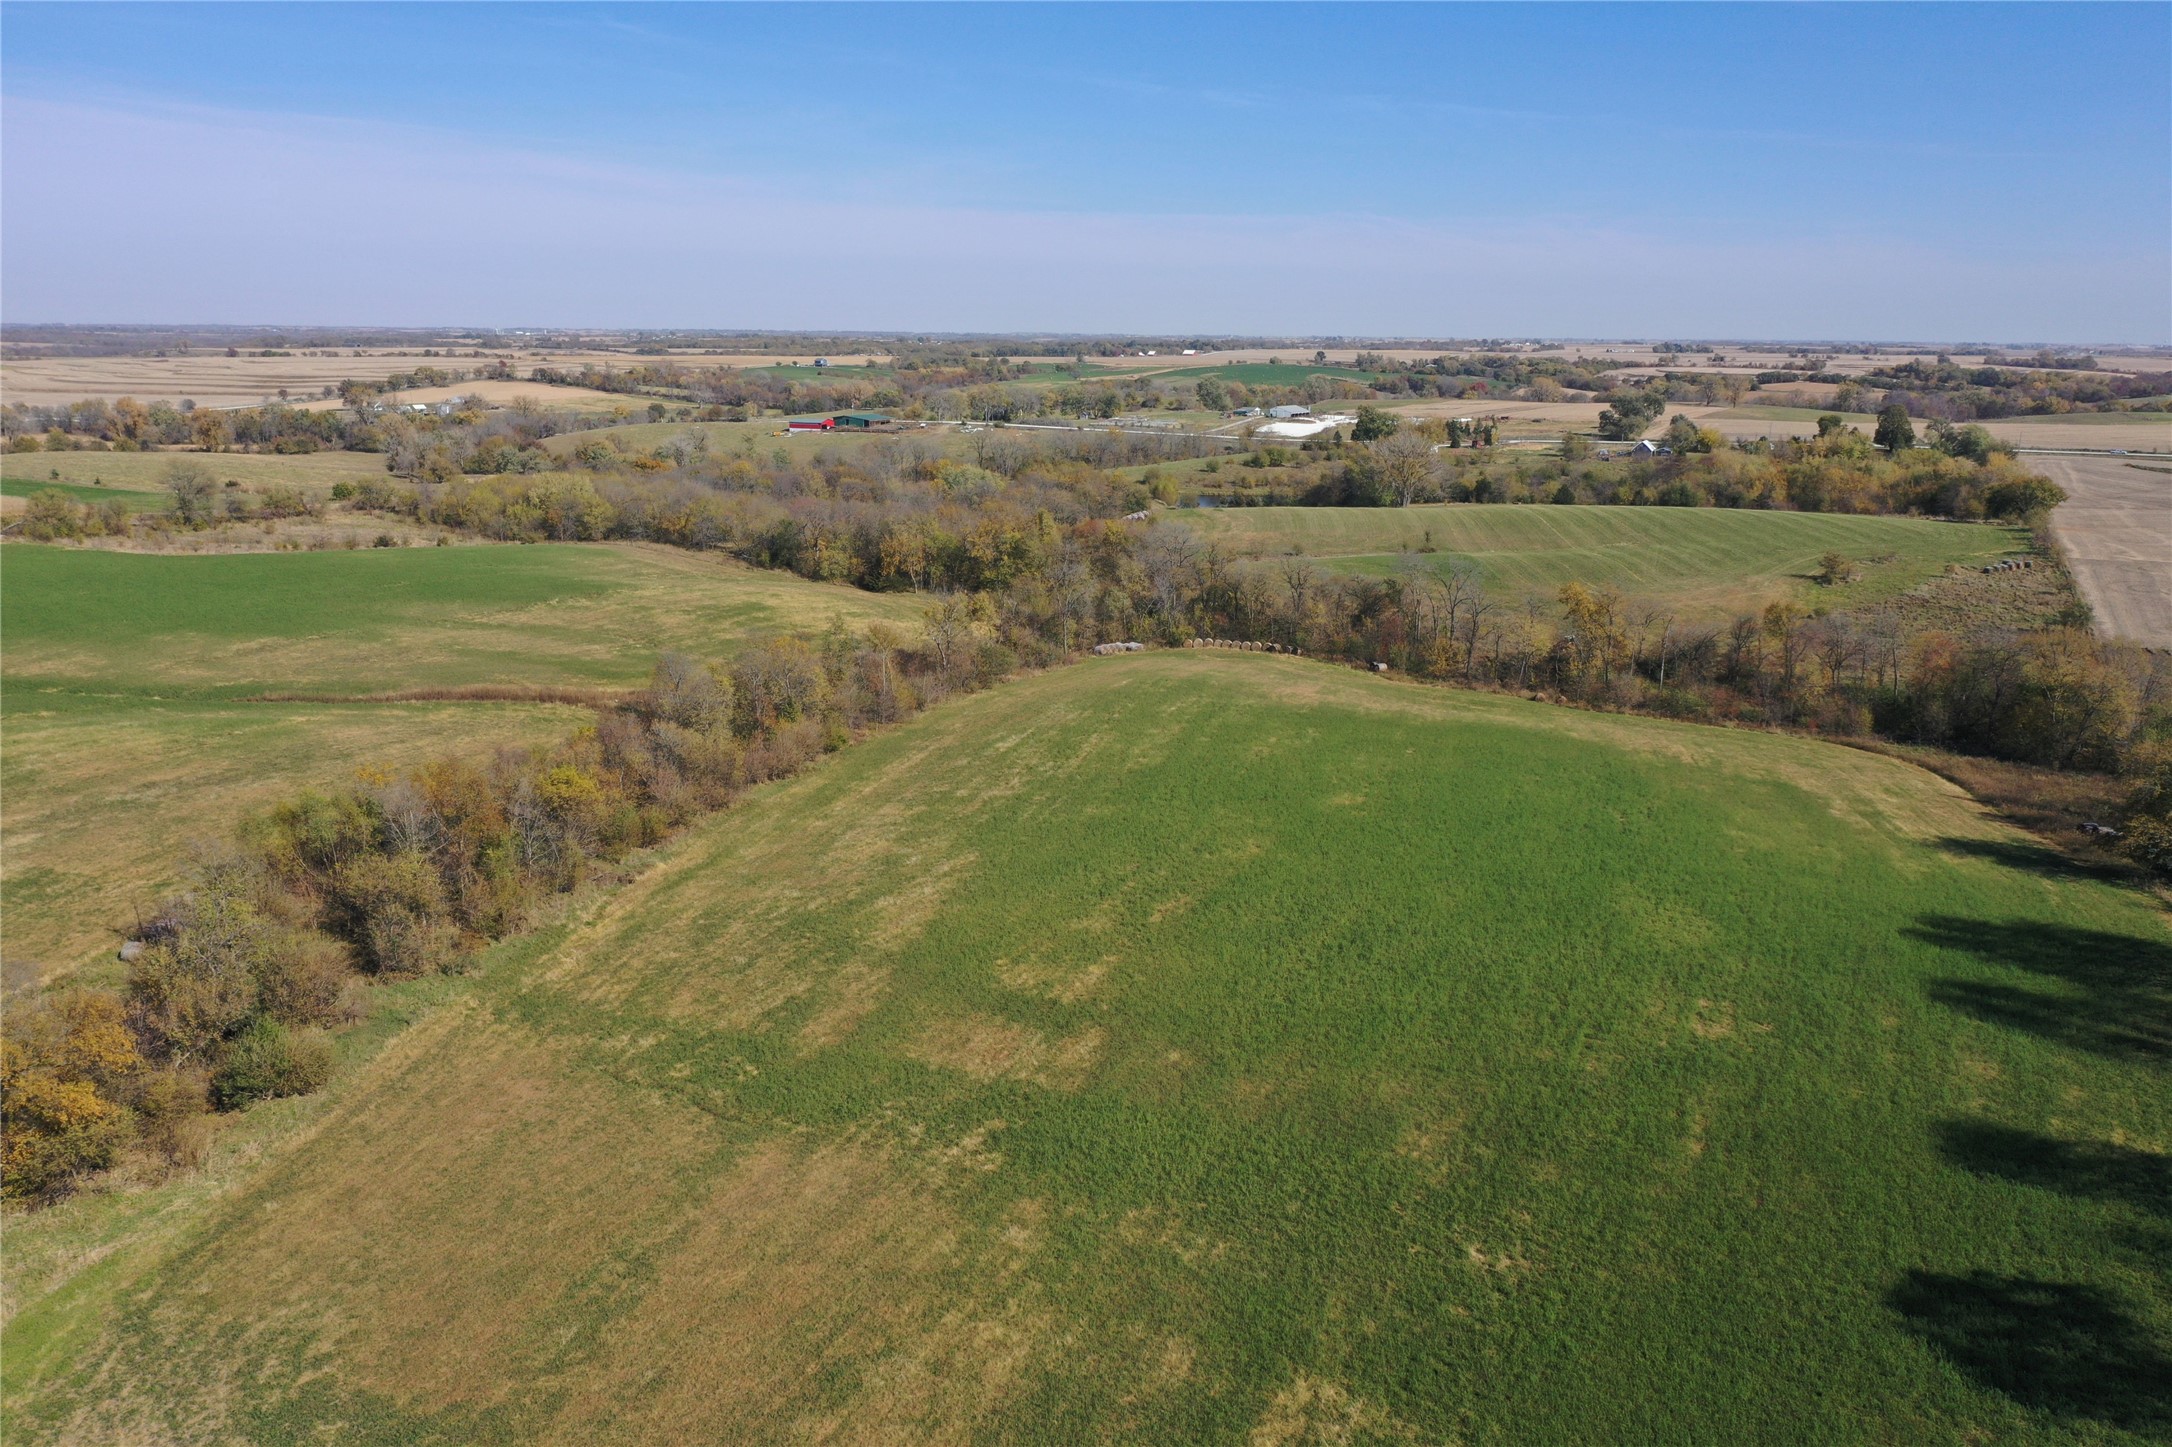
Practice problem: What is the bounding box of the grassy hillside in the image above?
[1,543,922,983]
[1177,503,2027,616]
[0,449,390,493]
[10,653,2164,1443]
[0,479,168,510]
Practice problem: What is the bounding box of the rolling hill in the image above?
[8,652,2164,1443]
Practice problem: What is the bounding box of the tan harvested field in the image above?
[0,347,896,409]
[1979,413,2172,453]
[2029,455,2172,648]
[290,379,639,412]
[4,352,469,408]
[1078,347,1458,370]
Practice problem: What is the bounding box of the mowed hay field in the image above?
[8,653,2166,1443]
[1176,504,2028,617]
[1,543,922,984]
[1,448,391,494]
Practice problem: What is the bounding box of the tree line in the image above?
[1,621,1014,1203]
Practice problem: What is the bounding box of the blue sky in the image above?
[4,2,2165,340]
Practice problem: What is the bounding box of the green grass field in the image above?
[537,417,911,461]
[1,448,391,493]
[0,478,167,510]
[6,653,2165,1443]
[1112,358,1381,386]
[1175,503,2029,617]
[1709,404,1878,424]
[1,543,923,983]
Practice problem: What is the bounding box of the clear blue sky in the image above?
[4,2,2165,340]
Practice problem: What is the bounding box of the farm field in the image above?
[1980,414,2172,454]
[537,417,916,462]
[7,652,2165,1443]
[1386,397,1607,433]
[0,543,922,984]
[290,379,643,412]
[1691,404,1878,439]
[0,347,891,409]
[1,447,390,494]
[0,478,167,512]
[1174,503,2027,617]
[2030,455,2172,648]
[1679,406,2172,454]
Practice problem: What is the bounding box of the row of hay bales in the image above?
[1186,638,1300,654]
[1092,641,1146,655]
[1981,558,2037,574]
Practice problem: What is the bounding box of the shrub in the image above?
[163,459,218,526]
[21,489,82,540]
[1,991,144,1200]
[1814,552,1859,586]
[211,1020,334,1109]
[126,872,280,1061]
[254,929,355,1024]
[133,1066,214,1173]
[1983,477,2067,520]
[2118,748,2172,879]
[331,851,455,974]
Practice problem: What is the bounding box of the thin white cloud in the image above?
[3,95,2160,341]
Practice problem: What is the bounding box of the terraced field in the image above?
[0,543,921,985]
[8,653,2165,1443]
[1177,503,2027,617]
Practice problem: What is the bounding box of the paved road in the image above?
[2031,455,2172,648]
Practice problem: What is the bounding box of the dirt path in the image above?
[2030,455,2172,647]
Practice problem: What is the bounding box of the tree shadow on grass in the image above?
[1936,1120,2171,1221]
[1890,1270,2172,1433]
[1909,916,2171,1065]
[1933,835,2134,886]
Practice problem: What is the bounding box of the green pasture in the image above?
[0,479,167,510]
[0,448,390,492]
[8,653,2163,1442]
[0,542,922,982]
[1148,362,1380,386]
[1175,503,2027,617]
[739,362,890,379]
[1709,405,1877,424]
[1992,411,2172,428]
[538,418,917,460]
